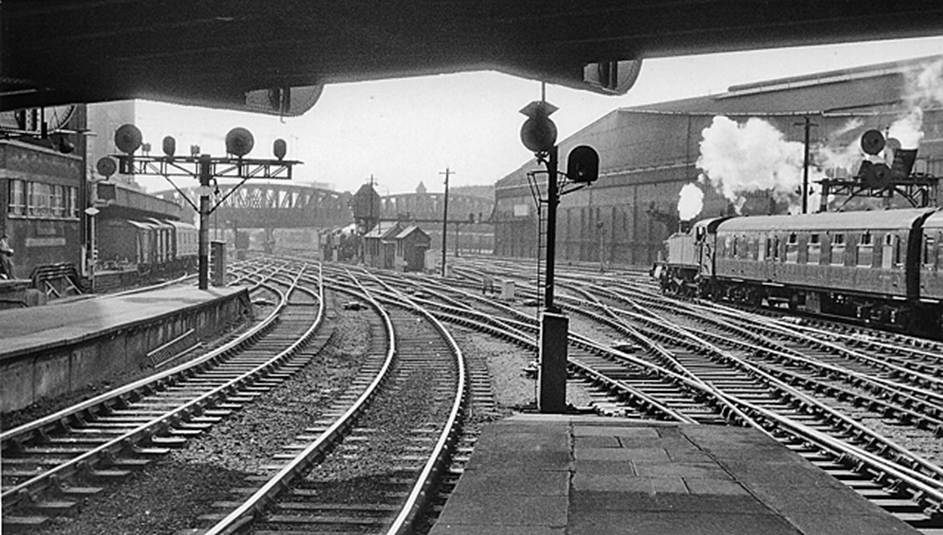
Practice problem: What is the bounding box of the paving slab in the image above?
[428,414,921,535]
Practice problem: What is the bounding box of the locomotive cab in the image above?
[659,216,731,296]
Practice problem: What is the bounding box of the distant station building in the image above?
[493,55,943,267]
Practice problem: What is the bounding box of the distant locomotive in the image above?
[657,208,943,335]
[97,217,198,273]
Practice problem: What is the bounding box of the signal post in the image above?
[107,125,298,290]
[519,97,599,413]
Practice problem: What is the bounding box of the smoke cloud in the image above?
[888,59,943,149]
[677,182,704,221]
[697,116,808,213]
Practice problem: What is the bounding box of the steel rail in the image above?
[204,272,396,535]
[2,266,320,508]
[615,299,943,484]
[581,283,943,425]
[602,284,943,404]
[357,271,469,535]
[2,266,289,447]
[356,272,701,423]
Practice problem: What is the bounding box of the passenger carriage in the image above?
[712,208,938,328]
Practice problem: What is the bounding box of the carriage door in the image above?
[763,233,778,280]
[882,234,895,270]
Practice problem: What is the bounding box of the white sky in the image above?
[133,35,943,195]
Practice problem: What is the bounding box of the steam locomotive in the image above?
[656,207,943,335]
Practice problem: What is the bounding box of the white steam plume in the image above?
[697,116,807,213]
[889,59,943,149]
[677,182,704,221]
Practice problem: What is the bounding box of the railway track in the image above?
[189,270,466,535]
[554,285,943,532]
[393,260,943,532]
[1,263,328,532]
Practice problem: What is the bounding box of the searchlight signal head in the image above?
[225,127,255,157]
[96,156,117,178]
[519,100,558,153]
[860,129,885,155]
[114,124,143,154]
[162,136,176,157]
[566,145,600,184]
[273,138,287,160]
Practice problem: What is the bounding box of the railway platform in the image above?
[0,286,252,413]
[430,414,920,535]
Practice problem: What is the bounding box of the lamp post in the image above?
[109,124,298,290]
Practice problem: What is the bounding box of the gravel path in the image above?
[31,291,373,535]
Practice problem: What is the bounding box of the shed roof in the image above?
[717,208,938,233]
[393,225,429,240]
[364,222,400,239]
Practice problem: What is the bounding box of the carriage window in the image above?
[857,231,873,267]
[786,233,798,263]
[938,232,943,267]
[808,233,821,264]
[924,235,937,268]
[830,233,845,265]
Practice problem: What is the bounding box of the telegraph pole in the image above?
[440,167,453,277]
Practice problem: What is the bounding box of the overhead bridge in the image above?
[155,183,353,229]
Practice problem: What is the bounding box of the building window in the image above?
[52,185,65,217]
[8,179,27,215]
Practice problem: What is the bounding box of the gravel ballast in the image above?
[31,291,373,535]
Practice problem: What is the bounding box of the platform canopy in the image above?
[3,1,943,114]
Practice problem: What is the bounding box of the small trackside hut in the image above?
[363,221,430,272]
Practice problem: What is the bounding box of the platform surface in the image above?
[430,414,919,535]
[0,286,244,360]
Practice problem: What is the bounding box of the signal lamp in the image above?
[190,144,201,156]
[141,142,151,154]
[56,136,75,154]
[860,129,885,155]
[519,101,558,153]
[225,127,255,157]
[114,124,143,154]
[273,138,287,160]
[566,145,600,184]
[96,157,117,178]
[162,136,176,157]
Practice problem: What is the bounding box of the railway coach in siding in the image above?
[710,208,941,332]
